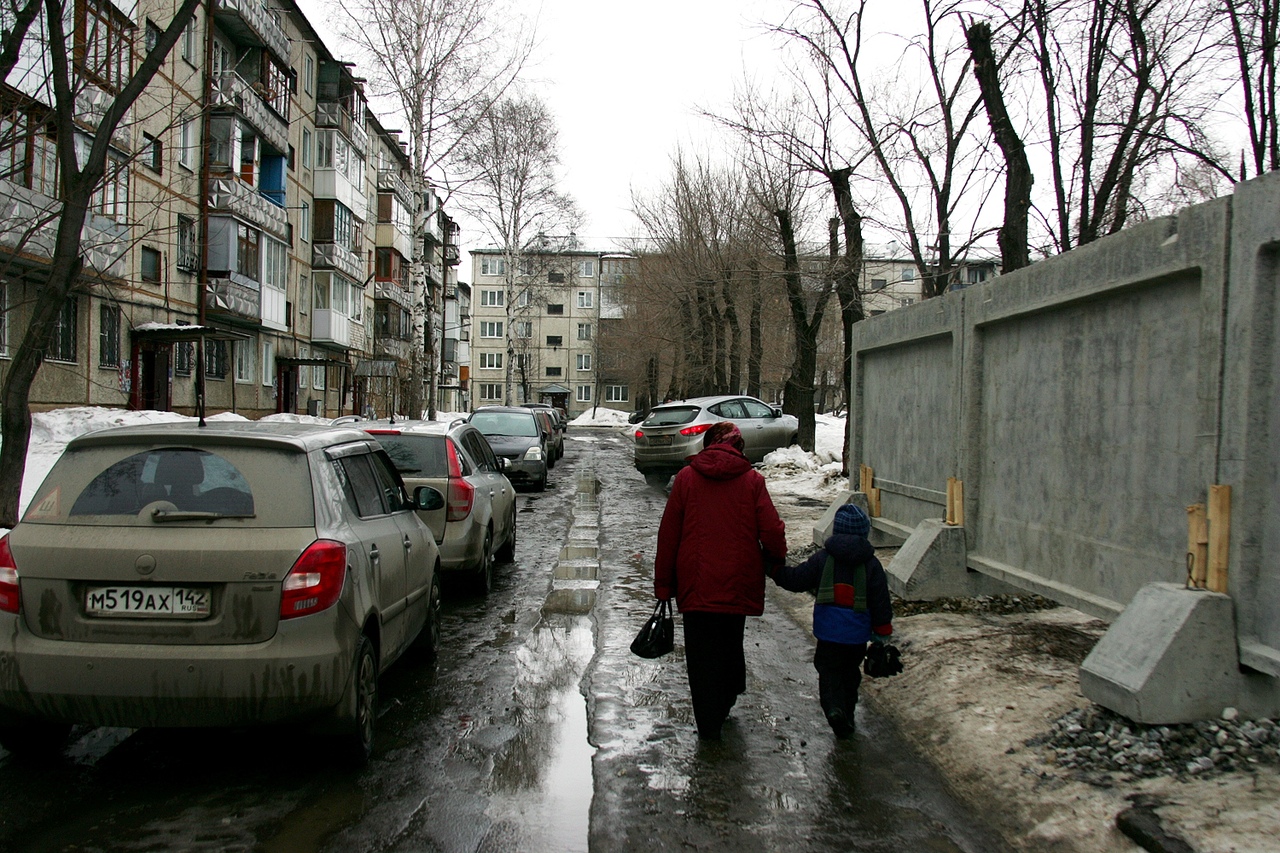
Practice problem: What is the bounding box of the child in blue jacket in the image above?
[769,503,893,737]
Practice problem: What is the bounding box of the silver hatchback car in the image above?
[633,395,800,479]
[0,422,444,764]
[363,421,517,594]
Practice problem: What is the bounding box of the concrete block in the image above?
[811,490,868,547]
[1080,582,1241,724]
[886,518,970,599]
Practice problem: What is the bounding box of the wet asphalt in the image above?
[0,428,1010,852]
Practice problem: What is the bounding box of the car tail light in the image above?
[0,535,18,614]
[679,423,715,437]
[445,440,474,522]
[364,429,402,436]
[280,540,347,620]
[634,430,644,439]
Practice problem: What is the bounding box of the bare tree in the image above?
[337,0,533,418]
[1222,0,1279,177]
[0,0,202,527]
[453,90,578,406]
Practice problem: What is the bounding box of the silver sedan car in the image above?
[633,395,800,480]
[363,421,516,594]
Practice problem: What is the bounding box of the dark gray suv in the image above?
[467,407,549,491]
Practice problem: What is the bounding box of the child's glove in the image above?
[864,639,904,677]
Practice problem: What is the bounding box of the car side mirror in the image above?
[414,486,445,511]
[771,407,783,419]
[496,457,509,471]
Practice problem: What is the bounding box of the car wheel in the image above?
[496,511,516,563]
[789,433,800,446]
[341,636,377,765]
[0,722,72,759]
[534,469,548,492]
[413,571,443,659]
[546,448,556,469]
[643,471,670,488]
[475,528,494,594]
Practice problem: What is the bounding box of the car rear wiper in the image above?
[151,509,256,522]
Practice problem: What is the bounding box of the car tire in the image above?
[496,511,516,563]
[546,447,556,469]
[0,722,72,759]
[534,469,548,492]
[475,529,494,594]
[412,571,443,660]
[789,433,800,446]
[643,471,671,488]
[341,636,377,766]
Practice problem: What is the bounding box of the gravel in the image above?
[1030,705,1280,784]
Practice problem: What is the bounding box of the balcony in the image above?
[443,244,461,266]
[315,102,369,156]
[213,0,290,64]
[374,336,413,363]
[206,274,261,324]
[261,284,287,331]
[377,169,412,201]
[210,72,288,154]
[0,179,128,277]
[376,220,414,259]
[312,309,352,348]
[312,242,363,281]
[207,175,289,241]
[423,212,443,244]
[374,279,414,311]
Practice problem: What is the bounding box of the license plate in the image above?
[85,586,211,618]
[648,435,673,446]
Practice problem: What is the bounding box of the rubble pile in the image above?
[1033,705,1280,781]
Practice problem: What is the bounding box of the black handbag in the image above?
[630,599,674,659]
[864,640,904,677]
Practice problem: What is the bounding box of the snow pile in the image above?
[761,445,820,472]
[570,407,632,428]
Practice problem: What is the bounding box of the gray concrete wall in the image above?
[847,172,1280,688]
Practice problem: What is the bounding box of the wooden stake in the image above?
[1186,503,1208,588]
[859,464,873,495]
[945,478,956,525]
[1207,485,1231,593]
[953,478,964,527]
[869,487,881,517]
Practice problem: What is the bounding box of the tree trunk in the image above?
[827,171,864,477]
[774,208,822,451]
[748,261,762,398]
[966,20,1032,273]
[722,270,742,394]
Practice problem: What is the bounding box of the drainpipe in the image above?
[195,0,216,426]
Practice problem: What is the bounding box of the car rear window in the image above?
[470,412,539,438]
[24,445,314,527]
[643,406,699,427]
[375,434,448,477]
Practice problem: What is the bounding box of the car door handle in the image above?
[369,544,380,564]
[403,536,413,552]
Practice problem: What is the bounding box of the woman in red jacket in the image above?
[654,422,788,740]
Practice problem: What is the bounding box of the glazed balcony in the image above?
[213,0,290,64]
[315,102,368,156]
[312,241,363,281]
[0,179,129,278]
[312,308,352,348]
[210,72,288,155]
[207,175,289,241]
[374,279,414,311]
[377,169,412,201]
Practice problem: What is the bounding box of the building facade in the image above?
[0,0,455,418]
[469,246,636,419]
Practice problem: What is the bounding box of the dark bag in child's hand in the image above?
[631,599,674,659]
[864,641,903,677]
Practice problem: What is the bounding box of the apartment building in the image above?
[469,245,636,419]
[0,0,453,418]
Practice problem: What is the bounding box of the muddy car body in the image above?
[0,421,444,762]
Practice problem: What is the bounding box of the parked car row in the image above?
[0,404,570,765]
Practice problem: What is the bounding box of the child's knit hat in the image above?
[833,504,871,538]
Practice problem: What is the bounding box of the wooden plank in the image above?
[1207,485,1232,594]
[1185,503,1208,588]
[953,478,965,527]
[945,478,957,525]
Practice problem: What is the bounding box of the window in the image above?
[335,454,387,518]
[514,320,532,338]
[577,290,593,308]
[299,273,309,314]
[48,297,77,362]
[179,118,197,170]
[303,54,315,95]
[579,260,595,277]
[175,328,192,376]
[545,366,561,377]
[234,339,255,383]
[871,278,887,291]
[263,237,287,291]
[548,272,565,284]
[901,268,914,281]
[480,321,503,338]
[77,0,133,93]
[546,335,562,347]
[176,216,198,272]
[301,128,312,169]
[144,20,161,53]
[205,339,228,379]
[576,385,591,403]
[299,202,310,243]
[139,246,162,283]
[546,303,563,315]
[899,297,916,307]
[93,156,128,221]
[180,18,197,64]
[479,352,503,369]
[480,256,506,276]
[515,289,531,307]
[576,353,591,371]
[98,303,120,367]
[606,385,628,402]
[480,289,504,307]
[478,383,502,401]
[142,133,162,172]
[577,323,592,340]
[262,340,274,385]
[236,222,260,280]
[313,356,324,389]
